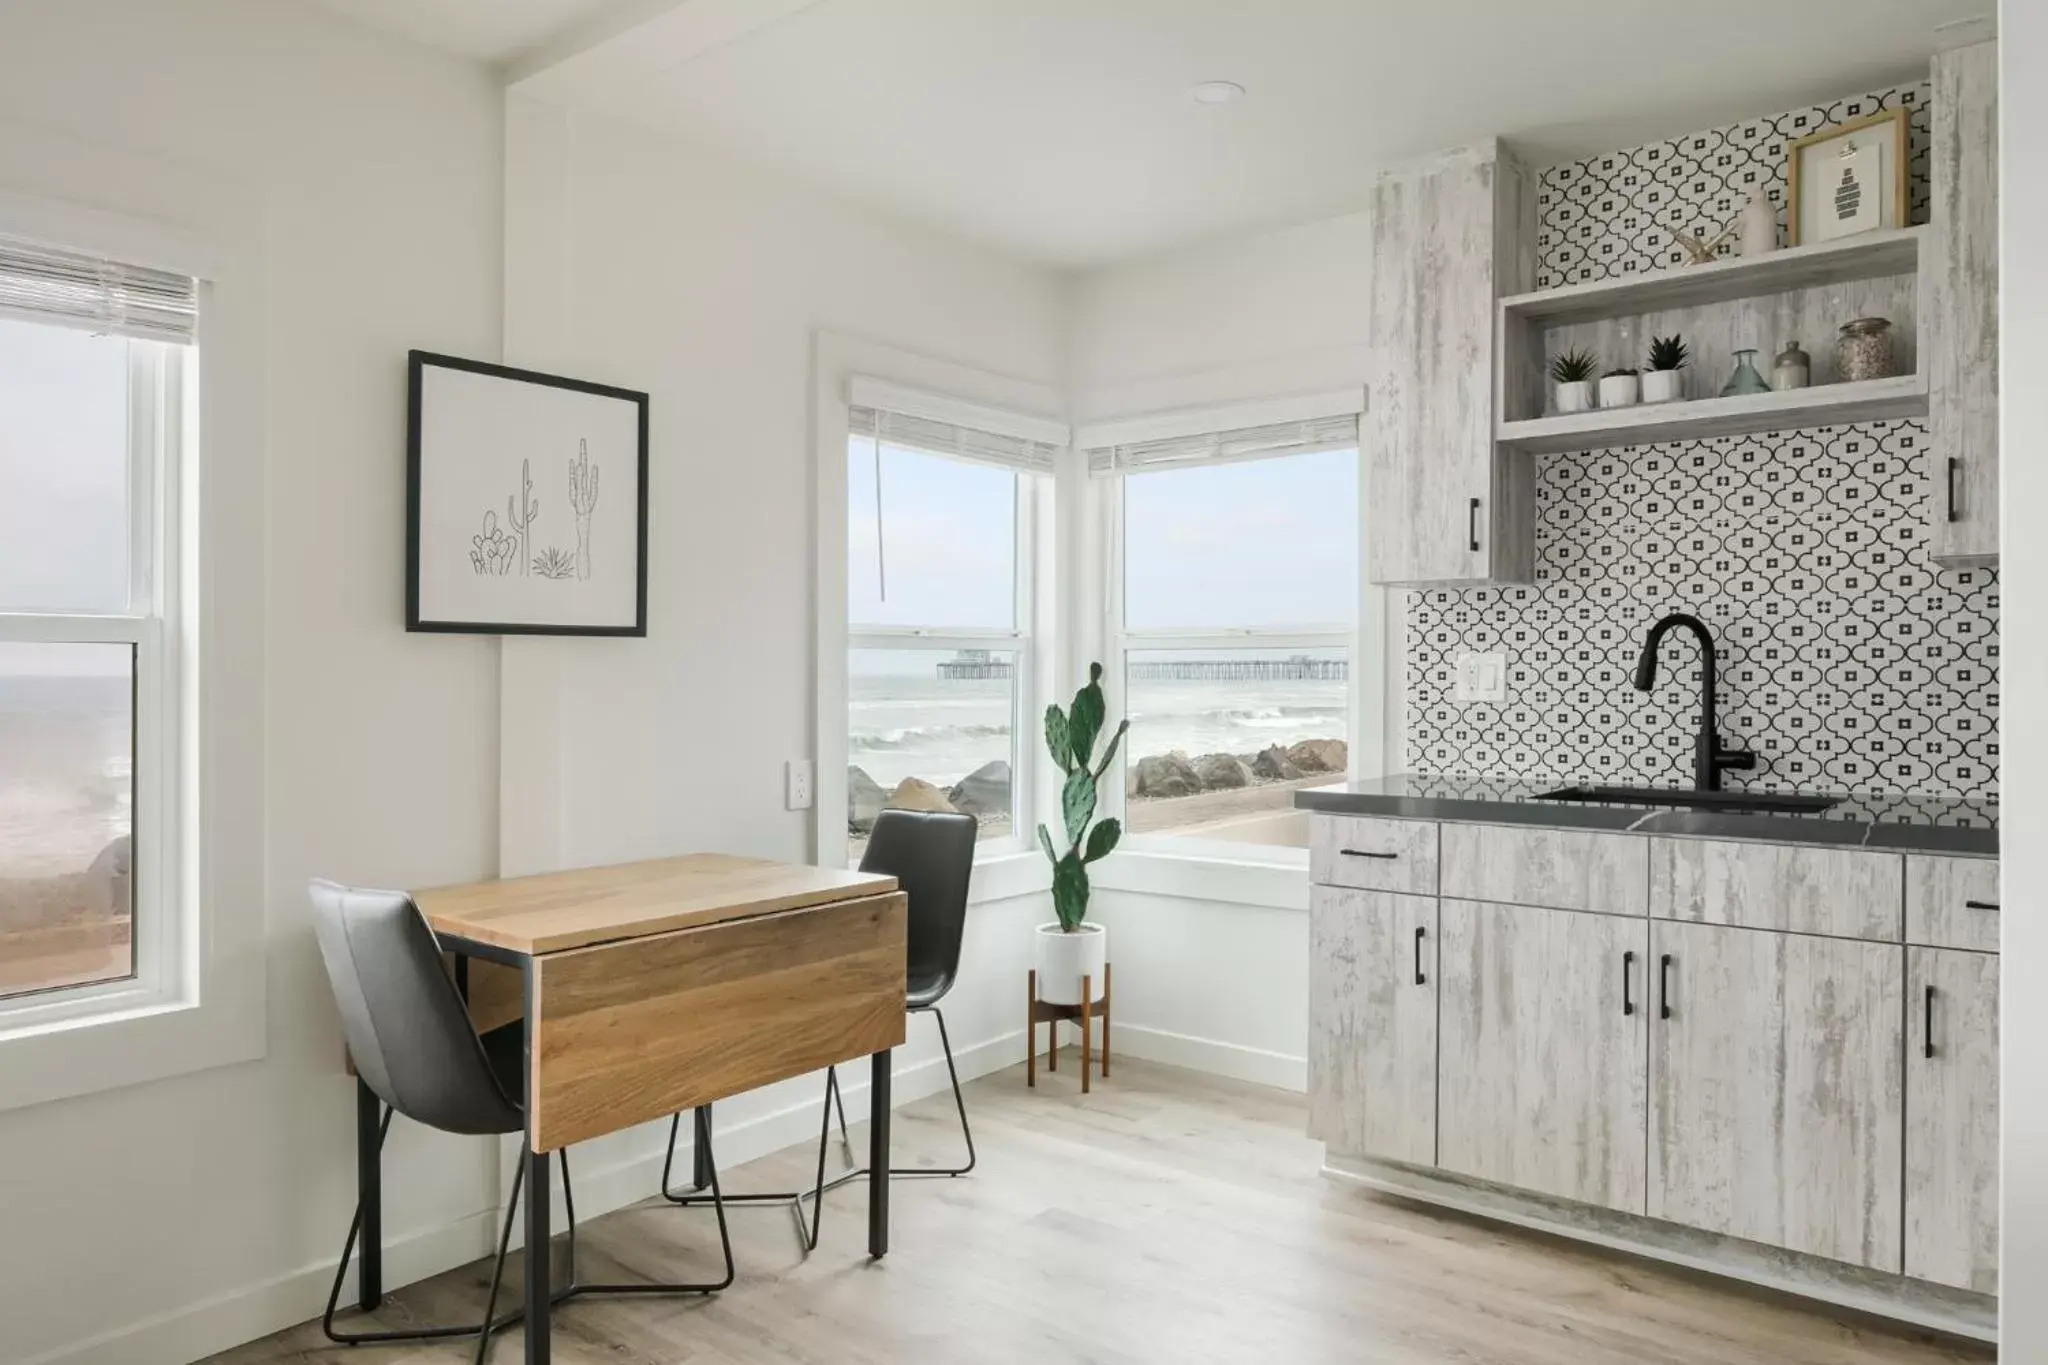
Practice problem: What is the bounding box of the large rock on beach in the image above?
[1132,751,1202,799]
[1252,745,1304,781]
[887,776,959,814]
[848,766,887,833]
[1286,739,1348,774]
[1193,752,1253,790]
[949,760,1012,818]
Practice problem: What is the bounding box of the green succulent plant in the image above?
[1549,348,1597,384]
[1037,663,1128,932]
[1604,366,1640,378]
[1647,334,1691,371]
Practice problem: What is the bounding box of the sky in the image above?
[846,438,1357,676]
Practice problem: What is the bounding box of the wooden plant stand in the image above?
[1027,964,1111,1093]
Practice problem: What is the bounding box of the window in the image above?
[0,239,193,1010]
[845,398,1053,862]
[1098,416,1360,849]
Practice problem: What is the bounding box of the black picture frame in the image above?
[405,349,650,637]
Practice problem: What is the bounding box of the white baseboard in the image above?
[26,1027,1031,1365]
[1093,1021,1305,1093]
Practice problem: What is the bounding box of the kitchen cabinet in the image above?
[1648,919,1904,1271]
[1307,886,1437,1165]
[1906,946,1999,1293]
[1648,837,1901,940]
[1438,899,1648,1212]
[1905,853,2000,953]
[1440,822,1647,916]
[1365,140,1535,587]
[1926,37,2000,565]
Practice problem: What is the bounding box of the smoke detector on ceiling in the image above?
[1188,81,1246,106]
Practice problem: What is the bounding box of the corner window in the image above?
[1100,422,1359,849]
[844,403,1051,862]
[0,241,193,1014]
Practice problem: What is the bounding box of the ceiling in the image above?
[316,0,1995,268]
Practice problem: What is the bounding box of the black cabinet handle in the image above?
[1414,925,1427,986]
[1658,953,1673,1021]
[1622,950,1635,1017]
[1965,899,1998,911]
[1340,848,1398,860]
[1924,983,1937,1060]
[1468,497,1481,552]
[1947,457,1962,523]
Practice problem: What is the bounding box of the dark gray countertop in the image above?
[1295,773,1998,858]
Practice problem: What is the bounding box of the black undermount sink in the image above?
[1534,784,1842,814]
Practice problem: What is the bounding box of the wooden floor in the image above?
[208,1056,1993,1365]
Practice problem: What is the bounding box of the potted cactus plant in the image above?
[1549,348,1597,414]
[1643,334,1690,403]
[1035,663,1127,1006]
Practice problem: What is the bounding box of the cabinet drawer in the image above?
[1439,823,1647,916]
[1309,816,1438,894]
[1650,839,1901,941]
[1906,855,1999,953]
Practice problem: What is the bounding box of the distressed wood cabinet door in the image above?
[1307,886,1437,1164]
[1365,142,1535,587]
[1649,920,1904,1271]
[1438,900,1649,1212]
[1926,37,1999,564]
[1906,946,1999,1293]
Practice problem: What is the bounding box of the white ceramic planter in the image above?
[1598,373,1640,408]
[1554,380,1594,414]
[1034,922,1107,1006]
[1642,369,1684,403]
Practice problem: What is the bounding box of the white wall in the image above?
[0,4,506,1363]
[1999,0,2042,1350]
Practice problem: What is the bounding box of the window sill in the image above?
[1090,847,1308,911]
[0,969,263,1113]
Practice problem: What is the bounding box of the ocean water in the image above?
[849,672,1347,790]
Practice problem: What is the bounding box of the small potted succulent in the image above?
[1034,664,1127,1006]
[1549,349,1597,414]
[1643,334,1690,403]
[1599,366,1641,408]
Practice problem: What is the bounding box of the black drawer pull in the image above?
[1924,983,1937,1060]
[1947,457,1962,523]
[1622,950,1635,1017]
[1658,954,1673,1021]
[1340,849,1399,860]
[1414,925,1427,986]
[1468,497,1481,553]
[1964,899,1998,911]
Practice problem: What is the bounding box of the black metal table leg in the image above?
[868,1048,890,1257]
[692,1104,713,1190]
[525,1144,551,1365]
[356,1077,382,1311]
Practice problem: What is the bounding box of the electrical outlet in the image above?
[1454,652,1507,703]
[785,759,815,811]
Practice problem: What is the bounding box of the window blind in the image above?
[1086,412,1358,476]
[849,405,1060,474]
[0,237,199,344]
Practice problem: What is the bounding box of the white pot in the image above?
[1739,190,1779,257]
[1598,373,1640,408]
[1034,922,1107,1007]
[1554,380,1594,414]
[1641,369,1685,404]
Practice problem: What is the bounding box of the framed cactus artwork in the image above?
[407,351,649,635]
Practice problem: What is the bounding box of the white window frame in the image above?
[0,336,187,1029]
[812,333,1065,897]
[0,164,267,1113]
[1088,393,1368,867]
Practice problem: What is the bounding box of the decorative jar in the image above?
[1835,317,1896,382]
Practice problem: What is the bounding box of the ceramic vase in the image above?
[1598,373,1640,408]
[1740,191,1779,256]
[1642,369,1685,403]
[1555,380,1594,414]
[1034,922,1107,1006]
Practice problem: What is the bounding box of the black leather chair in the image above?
[656,809,980,1252]
[308,880,734,1363]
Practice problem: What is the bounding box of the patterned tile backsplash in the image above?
[1403,83,2000,799]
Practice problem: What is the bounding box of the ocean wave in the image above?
[1125,705,1346,724]
[852,723,1013,750]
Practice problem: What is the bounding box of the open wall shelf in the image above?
[1495,374,1928,455]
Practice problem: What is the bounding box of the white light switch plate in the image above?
[785,759,815,810]
[1454,652,1506,703]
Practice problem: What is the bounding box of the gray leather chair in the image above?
[309,879,733,1363]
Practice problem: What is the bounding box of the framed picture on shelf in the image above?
[1787,108,1909,246]
[406,350,650,636]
